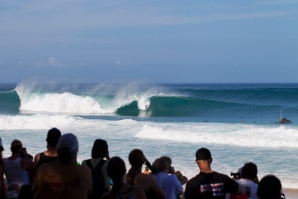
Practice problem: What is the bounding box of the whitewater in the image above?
[0,82,298,188]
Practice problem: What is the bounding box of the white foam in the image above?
[0,90,15,94]
[135,123,298,148]
[1,115,297,188]
[14,81,176,115]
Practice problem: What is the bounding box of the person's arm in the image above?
[172,175,183,195]
[20,149,33,171]
[105,151,110,160]
[145,160,160,174]
[33,154,40,172]
[223,175,245,195]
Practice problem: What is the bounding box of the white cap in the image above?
[56,133,78,152]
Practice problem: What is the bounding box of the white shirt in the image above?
[236,178,258,199]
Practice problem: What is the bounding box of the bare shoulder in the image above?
[133,185,146,199]
[34,153,40,160]
[144,173,156,182]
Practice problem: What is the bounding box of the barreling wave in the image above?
[13,81,175,115]
[0,90,20,113]
[1,82,297,118]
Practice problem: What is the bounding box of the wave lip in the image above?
[14,81,177,115]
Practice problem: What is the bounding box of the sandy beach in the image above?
[283,188,298,199]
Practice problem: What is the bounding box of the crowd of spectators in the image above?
[0,128,286,199]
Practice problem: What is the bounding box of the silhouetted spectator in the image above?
[257,175,282,199]
[159,156,183,199]
[102,156,146,199]
[82,139,110,199]
[0,137,7,199]
[126,149,166,199]
[33,133,92,199]
[184,148,244,199]
[3,140,32,198]
[34,128,61,171]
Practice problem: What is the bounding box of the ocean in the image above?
[0,81,297,188]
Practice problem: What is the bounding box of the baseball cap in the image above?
[196,147,212,160]
[56,133,78,152]
[46,128,61,142]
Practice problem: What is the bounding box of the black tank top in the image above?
[36,153,58,170]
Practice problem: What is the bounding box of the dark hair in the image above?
[57,147,77,163]
[161,156,172,166]
[241,162,258,180]
[107,157,126,193]
[196,147,212,160]
[159,158,169,171]
[257,175,282,199]
[46,128,61,148]
[91,139,108,158]
[10,140,22,153]
[126,149,146,185]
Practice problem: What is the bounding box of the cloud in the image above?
[115,60,133,66]
[115,61,122,65]
[33,57,64,67]
[48,57,57,64]
[19,61,25,64]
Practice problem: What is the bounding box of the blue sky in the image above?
[0,0,297,83]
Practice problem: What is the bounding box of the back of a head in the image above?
[128,149,146,169]
[46,128,61,148]
[257,175,282,199]
[56,133,78,163]
[11,139,22,154]
[241,162,258,180]
[160,156,172,166]
[195,148,212,170]
[127,149,146,185]
[159,158,169,171]
[91,139,108,158]
[196,148,212,161]
[107,156,126,181]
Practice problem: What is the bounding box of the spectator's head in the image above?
[128,149,146,169]
[46,128,61,148]
[56,133,78,163]
[159,157,169,172]
[10,139,22,154]
[0,137,4,152]
[195,148,212,169]
[127,149,146,185]
[107,156,126,181]
[161,156,172,166]
[257,175,282,199]
[108,156,127,192]
[91,139,108,158]
[152,157,161,168]
[241,162,258,180]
